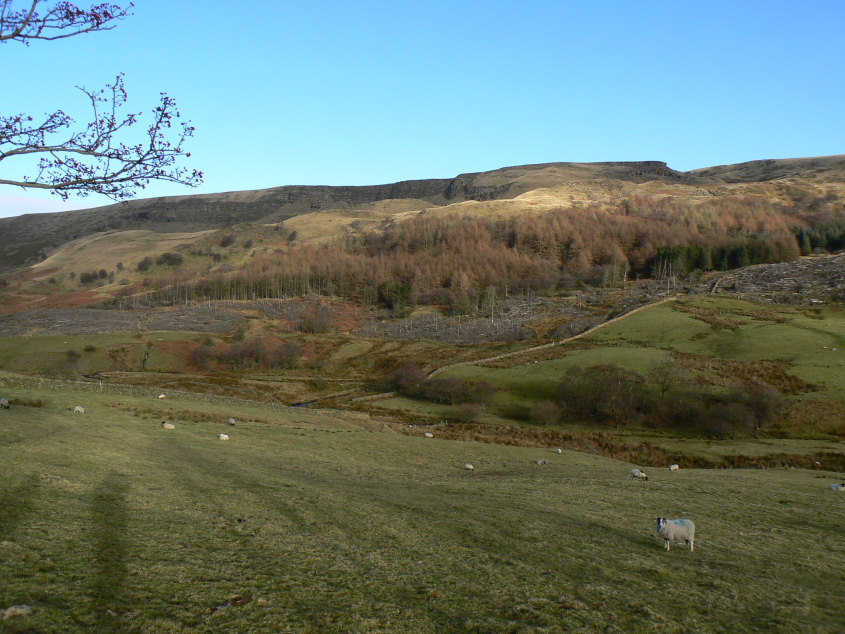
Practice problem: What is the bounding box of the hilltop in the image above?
[2,155,844,272]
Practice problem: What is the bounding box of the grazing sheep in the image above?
[73,405,85,415]
[464,463,474,471]
[630,468,648,481]
[228,417,236,426]
[218,433,229,440]
[656,517,695,552]
[831,483,845,491]
[555,447,562,454]
[0,398,9,409]
[161,421,175,430]
[669,464,680,471]
[424,432,434,438]
[536,459,547,465]
[158,394,166,399]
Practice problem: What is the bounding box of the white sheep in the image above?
[669,464,680,471]
[228,418,236,426]
[464,463,474,471]
[536,459,547,465]
[158,394,166,399]
[218,433,229,440]
[0,397,9,409]
[656,517,695,552]
[830,483,844,492]
[73,405,85,415]
[424,432,434,438]
[555,447,562,454]
[161,421,175,430]
[630,468,648,481]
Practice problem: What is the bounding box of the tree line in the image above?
[141,193,842,312]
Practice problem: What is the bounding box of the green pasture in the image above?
[588,298,845,397]
[1,384,844,632]
[433,299,845,426]
[0,332,189,376]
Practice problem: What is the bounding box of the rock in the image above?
[1,604,33,620]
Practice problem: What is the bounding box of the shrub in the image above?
[299,304,334,333]
[529,400,561,425]
[454,403,482,422]
[190,344,215,371]
[137,256,153,271]
[220,235,235,247]
[156,252,183,266]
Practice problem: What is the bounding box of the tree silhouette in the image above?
[0,1,201,200]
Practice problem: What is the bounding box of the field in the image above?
[1,382,844,632]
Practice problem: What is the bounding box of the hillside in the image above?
[3,155,844,272]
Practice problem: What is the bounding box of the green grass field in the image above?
[1,383,844,632]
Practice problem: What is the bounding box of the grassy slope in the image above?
[0,384,843,632]
[412,298,845,437]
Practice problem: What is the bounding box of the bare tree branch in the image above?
[0,1,202,200]
[0,0,132,43]
[0,74,203,200]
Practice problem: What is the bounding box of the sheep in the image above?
[656,517,695,552]
[0,398,9,409]
[158,394,166,399]
[669,464,680,471]
[464,463,474,471]
[73,405,85,415]
[630,468,648,481]
[424,432,434,438]
[218,433,229,440]
[536,459,547,465]
[555,447,562,454]
[161,421,175,430]
[228,418,236,426]
[830,483,845,492]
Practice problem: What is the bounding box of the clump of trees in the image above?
[180,190,837,312]
[189,338,301,371]
[555,362,785,436]
[374,362,494,408]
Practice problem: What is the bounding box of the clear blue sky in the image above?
[1,0,843,218]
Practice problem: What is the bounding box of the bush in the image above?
[299,304,334,333]
[156,252,183,266]
[220,235,235,247]
[137,256,153,271]
[529,400,561,425]
[190,344,215,371]
[454,403,482,422]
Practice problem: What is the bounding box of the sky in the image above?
[1,0,844,219]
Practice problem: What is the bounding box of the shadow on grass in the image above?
[86,472,130,618]
[0,473,39,541]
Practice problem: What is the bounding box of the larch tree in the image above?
[0,1,202,201]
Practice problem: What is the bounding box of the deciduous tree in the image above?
[0,1,201,200]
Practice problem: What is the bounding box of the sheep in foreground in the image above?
[536,459,547,465]
[158,394,166,399]
[464,463,474,471]
[161,421,175,430]
[424,432,434,438]
[831,483,845,491]
[656,517,695,552]
[630,468,648,481]
[228,418,236,426]
[669,464,680,471]
[73,405,85,415]
[218,433,229,440]
[0,398,9,409]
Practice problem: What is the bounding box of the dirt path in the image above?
[427,296,677,377]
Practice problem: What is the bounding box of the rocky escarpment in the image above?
[2,155,843,271]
